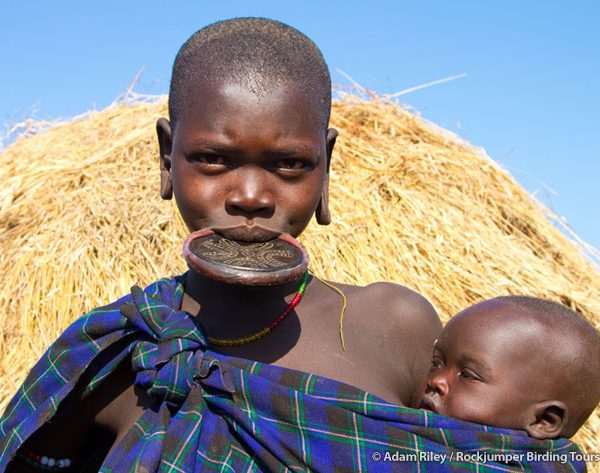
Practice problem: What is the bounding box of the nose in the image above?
[225,167,275,218]
[426,370,449,397]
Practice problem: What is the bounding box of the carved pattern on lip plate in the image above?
[190,235,301,270]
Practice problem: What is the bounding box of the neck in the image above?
[183,269,306,336]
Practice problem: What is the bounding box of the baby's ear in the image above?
[525,401,568,439]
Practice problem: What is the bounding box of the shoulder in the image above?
[313,278,441,338]
[347,281,441,334]
[326,279,442,366]
[328,280,441,405]
[0,297,136,463]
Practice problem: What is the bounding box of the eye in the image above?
[187,153,228,166]
[430,356,444,370]
[276,159,305,169]
[272,159,313,176]
[273,159,310,176]
[458,368,481,381]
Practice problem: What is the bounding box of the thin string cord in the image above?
[309,271,348,352]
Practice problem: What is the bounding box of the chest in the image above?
[216,302,412,406]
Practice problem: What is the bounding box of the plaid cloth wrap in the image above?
[0,274,586,473]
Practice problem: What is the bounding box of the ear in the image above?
[325,128,337,172]
[525,401,569,439]
[156,117,173,200]
[316,128,338,225]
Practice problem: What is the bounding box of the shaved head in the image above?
[423,296,600,438]
[478,296,600,435]
[169,18,332,129]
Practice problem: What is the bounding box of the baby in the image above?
[418,295,600,439]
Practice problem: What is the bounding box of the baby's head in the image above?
[418,296,600,439]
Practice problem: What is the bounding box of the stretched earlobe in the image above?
[326,128,338,171]
[316,185,331,225]
[157,118,173,200]
[316,128,338,225]
[160,166,173,200]
[525,401,568,439]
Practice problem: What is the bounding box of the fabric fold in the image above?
[0,274,587,472]
[123,281,210,406]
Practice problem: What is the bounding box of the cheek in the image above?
[445,384,526,429]
[171,167,226,222]
[176,174,221,202]
[287,184,320,211]
[448,397,491,424]
[444,385,499,426]
[281,176,323,224]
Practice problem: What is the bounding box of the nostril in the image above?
[225,193,275,217]
[427,375,448,396]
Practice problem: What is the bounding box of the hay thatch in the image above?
[1,97,599,463]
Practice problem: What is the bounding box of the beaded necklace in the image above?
[207,271,310,347]
[18,448,73,470]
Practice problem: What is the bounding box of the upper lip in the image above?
[211,224,282,243]
[418,396,439,413]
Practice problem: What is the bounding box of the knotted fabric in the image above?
[121,283,212,406]
[0,274,587,472]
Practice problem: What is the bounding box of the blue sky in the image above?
[2,1,599,249]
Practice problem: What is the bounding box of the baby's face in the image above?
[418,300,551,430]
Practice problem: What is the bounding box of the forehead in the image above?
[174,79,324,141]
[439,301,547,366]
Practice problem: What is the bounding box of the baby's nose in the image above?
[426,372,449,397]
[225,168,275,217]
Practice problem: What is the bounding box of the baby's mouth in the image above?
[418,397,438,414]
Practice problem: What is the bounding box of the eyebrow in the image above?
[458,354,492,374]
[183,139,233,154]
[183,139,319,159]
[433,343,492,375]
[267,145,319,159]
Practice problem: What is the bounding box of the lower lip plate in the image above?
[183,228,309,286]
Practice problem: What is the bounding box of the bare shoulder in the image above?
[329,280,441,405]
[341,280,441,335]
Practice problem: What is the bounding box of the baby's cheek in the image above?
[446,393,493,425]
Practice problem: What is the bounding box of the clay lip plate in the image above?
[183,228,309,286]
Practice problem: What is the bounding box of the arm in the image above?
[399,291,441,407]
[5,357,148,472]
[348,282,442,407]
[5,393,103,473]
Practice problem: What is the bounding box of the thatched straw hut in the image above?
[1,96,599,465]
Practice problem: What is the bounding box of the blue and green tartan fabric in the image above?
[0,274,586,472]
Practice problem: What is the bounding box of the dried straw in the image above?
[1,96,599,464]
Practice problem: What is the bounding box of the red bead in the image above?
[208,271,309,346]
